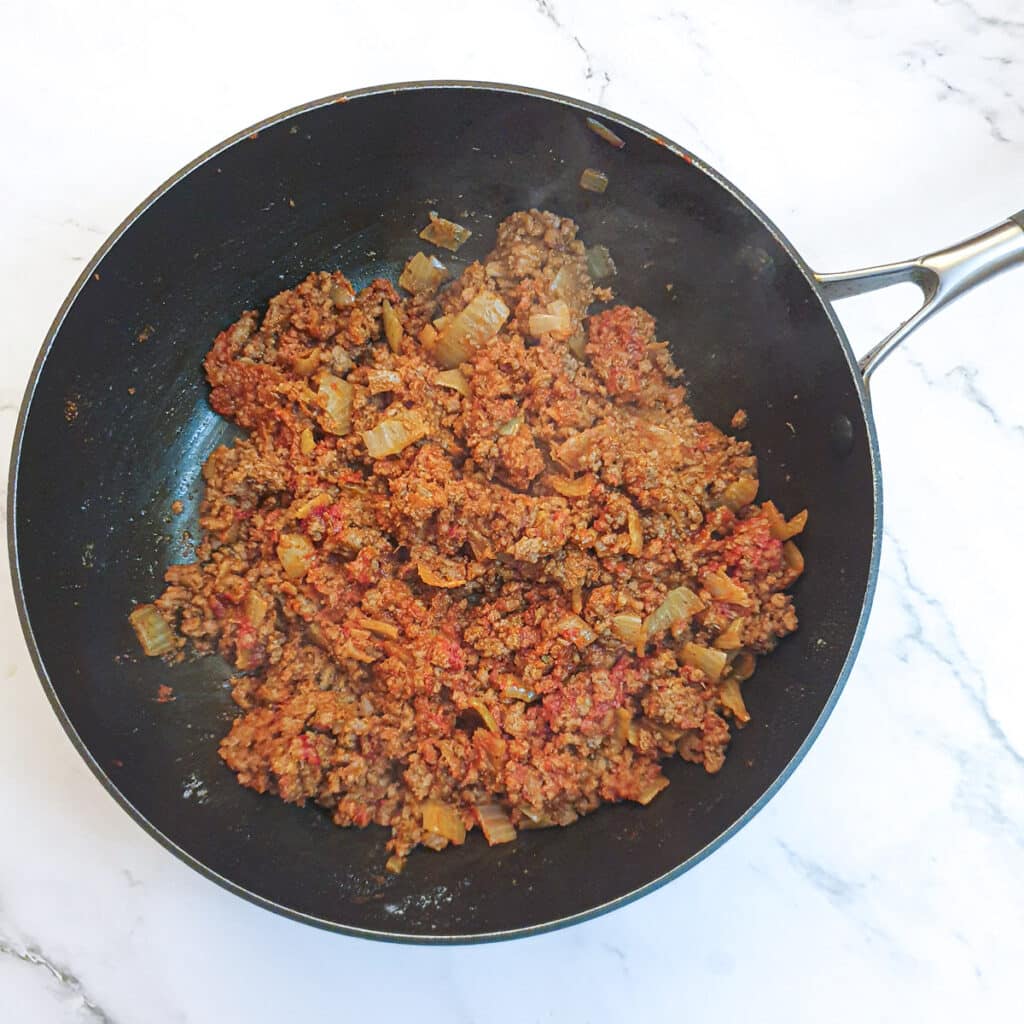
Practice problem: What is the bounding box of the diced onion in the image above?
[381,299,403,354]
[244,591,268,627]
[317,373,354,435]
[720,476,758,511]
[422,800,466,844]
[713,616,746,651]
[367,369,402,395]
[555,613,597,648]
[549,473,595,497]
[719,676,750,724]
[585,116,626,149]
[730,650,757,682]
[416,561,466,589]
[419,212,472,252]
[291,349,319,376]
[496,414,523,437]
[642,586,705,642]
[385,854,406,874]
[579,168,609,193]
[635,776,670,805]
[330,283,354,308]
[299,428,316,455]
[362,409,429,458]
[682,642,728,682]
[769,504,809,541]
[626,505,644,556]
[129,604,175,657]
[475,803,516,845]
[613,707,632,744]
[399,251,450,293]
[355,615,399,640]
[611,614,643,645]
[528,299,572,338]
[466,697,499,735]
[585,244,617,280]
[277,533,315,580]
[783,540,805,574]
[433,368,470,396]
[431,291,510,368]
[703,570,752,607]
[571,585,583,615]
[567,328,587,360]
[501,681,539,703]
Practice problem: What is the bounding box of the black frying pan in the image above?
[10,82,1023,943]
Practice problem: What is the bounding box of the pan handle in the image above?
[813,210,1024,382]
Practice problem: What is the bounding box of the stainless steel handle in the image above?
[814,211,1024,382]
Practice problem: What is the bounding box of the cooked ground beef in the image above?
[138,209,806,870]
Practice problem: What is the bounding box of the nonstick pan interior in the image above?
[10,84,878,940]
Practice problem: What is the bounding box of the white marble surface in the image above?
[2,0,1023,1019]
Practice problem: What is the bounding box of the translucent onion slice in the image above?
[466,697,499,735]
[416,561,467,589]
[422,800,466,844]
[555,614,597,648]
[399,251,450,293]
[719,676,751,724]
[579,168,609,193]
[720,476,758,511]
[501,681,539,703]
[642,586,704,642]
[613,707,633,744]
[431,291,510,368]
[586,244,617,280]
[548,473,595,497]
[682,642,728,682]
[703,570,752,608]
[129,604,175,657]
[317,373,354,435]
[713,616,746,651]
[764,501,809,541]
[354,615,399,640]
[496,414,523,437]
[635,776,670,805]
[277,533,315,580]
[381,299,403,354]
[433,368,470,396]
[299,428,316,455]
[585,116,626,149]
[244,591,268,627]
[783,540,805,574]
[475,802,516,845]
[528,299,572,338]
[362,409,429,458]
[626,505,644,556]
[419,212,472,252]
[611,614,643,646]
[291,349,319,377]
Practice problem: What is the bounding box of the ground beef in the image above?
[137,209,807,870]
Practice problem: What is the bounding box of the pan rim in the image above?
[7,79,882,944]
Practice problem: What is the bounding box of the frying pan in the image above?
[9,82,1024,943]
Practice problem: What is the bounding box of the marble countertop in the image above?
[2,0,1022,1019]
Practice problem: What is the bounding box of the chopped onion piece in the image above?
[626,505,644,556]
[720,676,750,724]
[528,299,572,338]
[610,614,643,648]
[495,414,523,438]
[783,540,805,574]
[421,800,466,844]
[381,299,403,354]
[586,244,617,280]
[362,409,429,458]
[367,369,401,395]
[317,373,354,436]
[466,697,499,734]
[433,368,470,396]
[475,802,516,845]
[549,473,595,497]
[277,533,315,579]
[682,642,728,682]
[129,604,175,657]
[555,613,597,648]
[330,282,354,308]
[730,650,757,682]
[399,251,450,293]
[765,502,809,541]
[571,585,583,614]
[416,561,466,589]
[567,328,587,360]
[501,681,539,703]
[244,591,268,627]
[642,586,704,641]
[704,570,752,607]
[613,707,632,744]
[291,349,319,377]
[299,428,316,455]
[419,212,472,252]
[585,116,626,149]
[720,476,759,511]
[713,616,746,651]
[635,776,670,805]
[579,167,609,193]
[431,291,509,368]
[385,854,406,874]
[355,615,399,640]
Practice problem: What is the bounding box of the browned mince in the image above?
[144,209,804,870]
